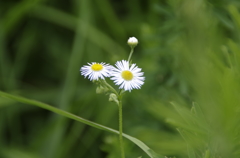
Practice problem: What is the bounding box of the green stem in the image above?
[101,79,118,95]
[127,47,134,62]
[118,97,125,158]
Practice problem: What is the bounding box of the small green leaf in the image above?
[177,129,196,158]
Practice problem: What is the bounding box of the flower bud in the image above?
[109,93,119,105]
[96,86,108,94]
[127,37,138,48]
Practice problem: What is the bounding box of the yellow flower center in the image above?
[121,70,133,81]
[91,63,103,71]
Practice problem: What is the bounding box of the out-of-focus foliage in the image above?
[1,0,240,158]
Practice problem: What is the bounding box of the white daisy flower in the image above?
[110,60,145,92]
[80,62,112,81]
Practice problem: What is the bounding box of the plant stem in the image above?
[127,47,134,62]
[100,79,118,95]
[118,97,125,158]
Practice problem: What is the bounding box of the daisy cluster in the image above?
[80,37,144,92]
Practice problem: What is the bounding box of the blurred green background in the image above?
[1,0,240,158]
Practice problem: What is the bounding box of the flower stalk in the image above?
[118,96,125,158]
[127,47,134,62]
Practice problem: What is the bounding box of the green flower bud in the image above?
[109,93,119,105]
[96,86,108,94]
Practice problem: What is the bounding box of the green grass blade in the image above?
[0,91,164,158]
[3,0,41,35]
[32,5,126,58]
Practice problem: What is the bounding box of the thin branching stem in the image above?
[101,79,118,95]
[127,47,134,62]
